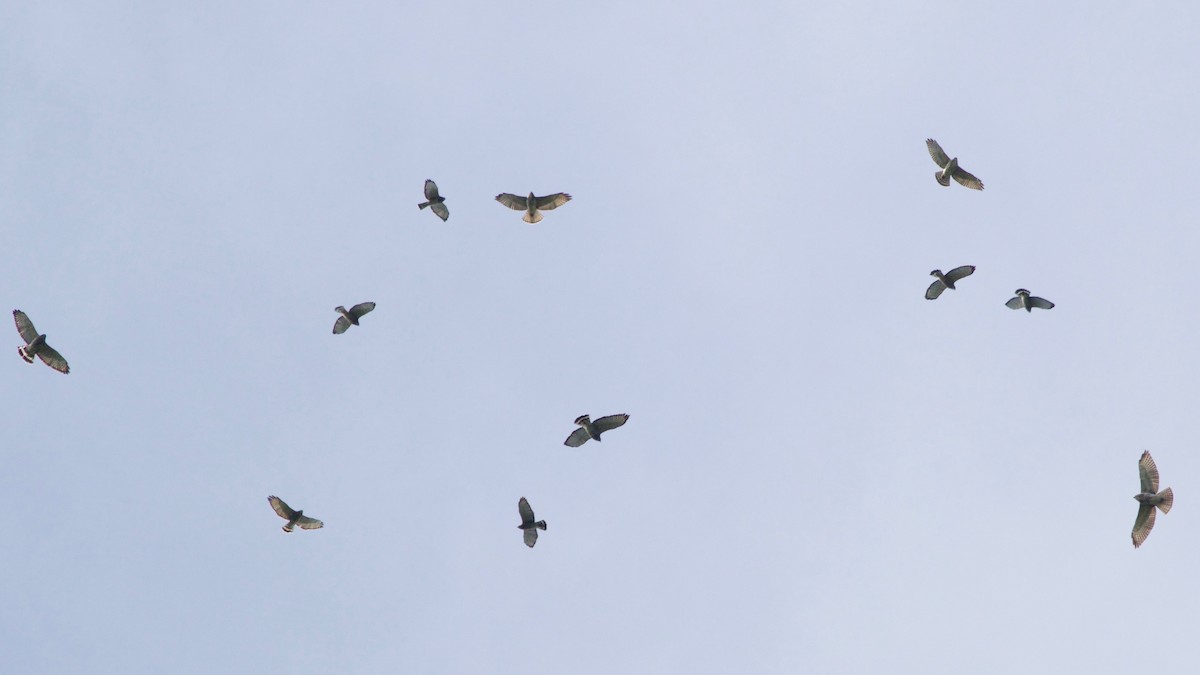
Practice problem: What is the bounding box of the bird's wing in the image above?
[1005,296,1023,310]
[1132,503,1156,548]
[349,302,376,319]
[952,168,984,190]
[926,139,950,167]
[564,427,590,447]
[925,280,947,300]
[424,179,440,201]
[519,497,535,526]
[944,265,976,283]
[592,414,629,433]
[523,527,538,548]
[297,516,324,530]
[12,310,38,343]
[495,193,528,210]
[1139,451,1160,493]
[534,193,571,210]
[333,316,351,334]
[269,496,296,520]
[37,345,70,374]
[1028,296,1055,310]
[431,202,449,222]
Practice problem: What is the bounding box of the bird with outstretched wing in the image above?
[418,179,449,222]
[268,495,324,533]
[12,309,70,374]
[495,191,572,223]
[564,413,630,447]
[333,302,376,334]
[518,497,547,548]
[1132,451,1173,548]
[926,139,984,190]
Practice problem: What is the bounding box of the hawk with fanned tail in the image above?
[495,191,571,223]
[925,265,975,300]
[418,179,449,222]
[564,413,629,447]
[12,310,69,374]
[926,139,984,190]
[268,495,324,533]
[1132,451,1172,549]
[517,497,547,548]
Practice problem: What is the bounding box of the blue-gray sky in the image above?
[3,2,1199,673]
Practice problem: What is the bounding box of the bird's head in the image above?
[527,192,536,201]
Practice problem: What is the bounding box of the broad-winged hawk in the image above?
[12,310,69,374]
[495,192,571,223]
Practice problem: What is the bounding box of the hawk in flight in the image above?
[564,413,629,447]
[418,179,449,222]
[12,310,69,374]
[495,192,572,223]
[926,139,984,190]
[1132,451,1173,548]
[925,265,976,300]
[1005,289,1054,312]
[518,497,547,548]
[268,495,324,533]
[333,302,376,334]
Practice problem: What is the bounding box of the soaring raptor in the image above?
[564,413,629,447]
[12,309,69,374]
[268,495,324,533]
[1132,451,1173,548]
[925,265,976,300]
[925,139,984,190]
[517,497,547,548]
[418,179,449,222]
[332,302,376,334]
[1005,289,1054,312]
[495,192,572,223]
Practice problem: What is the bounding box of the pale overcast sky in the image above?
[3,2,1199,673]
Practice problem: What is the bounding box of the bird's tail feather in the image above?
[936,172,951,187]
[1157,487,1173,513]
[574,414,590,425]
[282,523,295,533]
[17,346,33,363]
[418,201,430,209]
[536,520,547,530]
[524,211,543,224]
